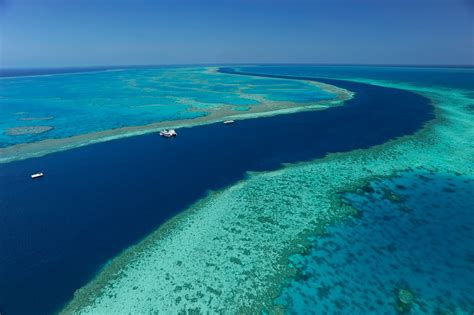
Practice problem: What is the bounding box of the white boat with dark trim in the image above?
[159,129,177,137]
[31,172,44,179]
[223,120,235,125]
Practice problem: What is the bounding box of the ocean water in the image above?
[60,67,472,314]
[2,65,473,314]
[0,68,434,314]
[0,66,334,149]
[237,65,474,90]
[276,171,474,314]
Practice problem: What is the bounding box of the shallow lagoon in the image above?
[276,171,474,314]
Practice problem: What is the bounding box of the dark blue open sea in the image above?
[0,66,442,314]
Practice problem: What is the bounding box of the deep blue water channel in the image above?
[0,70,433,314]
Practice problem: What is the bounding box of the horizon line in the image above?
[2,62,474,71]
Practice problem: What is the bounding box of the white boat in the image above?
[159,129,177,137]
[223,120,235,125]
[31,172,44,179]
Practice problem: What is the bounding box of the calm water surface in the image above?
[0,66,437,314]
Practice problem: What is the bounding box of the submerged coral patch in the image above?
[17,116,54,121]
[276,171,474,314]
[5,126,54,136]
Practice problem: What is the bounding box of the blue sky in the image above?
[0,0,473,67]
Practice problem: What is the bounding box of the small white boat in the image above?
[223,120,235,125]
[159,129,177,137]
[31,172,44,179]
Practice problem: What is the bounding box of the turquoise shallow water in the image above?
[0,67,335,148]
[276,171,474,314]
